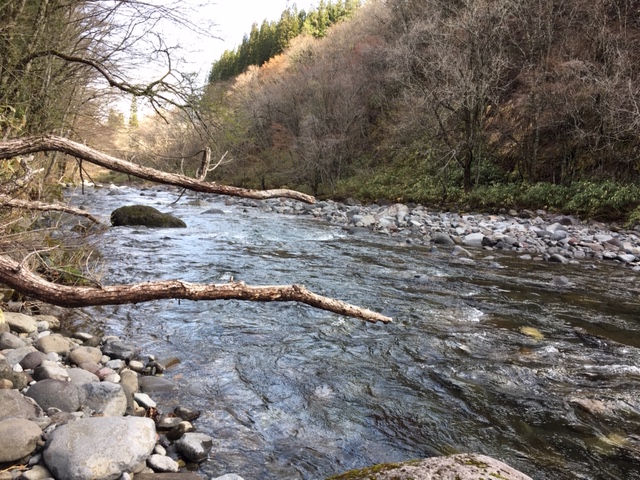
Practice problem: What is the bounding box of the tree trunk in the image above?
[0,135,315,204]
[0,255,392,324]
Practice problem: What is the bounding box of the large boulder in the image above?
[43,416,156,480]
[110,205,186,228]
[328,454,533,480]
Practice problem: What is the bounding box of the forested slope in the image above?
[204,0,640,223]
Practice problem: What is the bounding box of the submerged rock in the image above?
[111,205,186,228]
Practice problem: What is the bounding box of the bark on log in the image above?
[0,255,392,324]
[0,135,316,204]
[0,195,101,224]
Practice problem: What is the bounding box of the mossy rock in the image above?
[325,454,532,480]
[110,205,186,228]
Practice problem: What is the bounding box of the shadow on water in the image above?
[67,186,640,479]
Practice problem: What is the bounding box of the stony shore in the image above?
[233,197,640,269]
[0,308,241,480]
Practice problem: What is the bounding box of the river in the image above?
[66,185,640,480]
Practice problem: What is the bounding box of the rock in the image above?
[157,416,183,431]
[20,464,53,480]
[25,379,81,412]
[548,253,569,264]
[616,254,636,263]
[67,368,100,385]
[81,382,127,416]
[212,476,245,480]
[462,232,484,246]
[32,361,70,381]
[0,332,26,349]
[451,246,472,258]
[147,454,180,473]
[111,205,187,228]
[134,392,157,409]
[201,208,225,215]
[138,376,177,393]
[20,351,46,370]
[432,233,454,246]
[0,389,42,420]
[102,340,136,361]
[128,360,145,372]
[330,453,532,480]
[357,214,376,227]
[68,346,103,365]
[43,416,156,480]
[134,474,204,480]
[0,418,42,463]
[35,334,72,355]
[4,312,38,334]
[174,432,213,463]
[174,406,200,422]
[120,369,139,393]
[166,421,194,441]
[36,315,61,330]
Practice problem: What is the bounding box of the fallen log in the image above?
[0,135,315,204]
[0,254,392,324]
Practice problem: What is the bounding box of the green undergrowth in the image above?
[337,164,640,227]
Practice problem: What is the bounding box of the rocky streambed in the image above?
[0,306,534,480]
[241,197,640,268]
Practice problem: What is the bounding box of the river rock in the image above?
[174,432,213,463]
[36,334,73,355]
[0,418,42,463]
[432,233,454,246]
[69,346,103,365]
[134,474,204,480]
[4,346,37,366]
[20,464,53,480]
[36,315,61,330]
[43,416,156,480]
[25,379,81,412]
[0,331,26,349]
[67,367,100,385]
[139,375,177,393]
[462,232,484,246]
[20,350,46,370]
[330,453,532,480]
[147,454,180,473]
[102,340,136,360]
[81,382,127,416]
[0,388,42,420]
[4,312,38,334]
[111,205,187,228]
[32,361,70,381]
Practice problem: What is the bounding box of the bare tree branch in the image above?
[0,254,392,324]
[0,135,316,203]
[0,195,101,224]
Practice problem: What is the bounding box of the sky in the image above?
[173,0,320,83]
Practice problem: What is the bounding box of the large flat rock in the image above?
[43,416,156,480]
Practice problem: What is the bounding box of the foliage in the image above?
[208,1,361,82]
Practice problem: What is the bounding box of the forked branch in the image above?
[0,255,392,324]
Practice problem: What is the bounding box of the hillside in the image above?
[203,0,640,223]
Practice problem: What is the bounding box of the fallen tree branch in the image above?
[0,195,101,224]
[0,135,316,204]
[0,254,392,324]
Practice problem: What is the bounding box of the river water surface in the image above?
[68,186,640,480]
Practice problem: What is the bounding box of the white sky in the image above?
[174,0,320,82]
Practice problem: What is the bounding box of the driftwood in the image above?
[0,255,392,323]
[0,135,316,203]
[0,195,100,224]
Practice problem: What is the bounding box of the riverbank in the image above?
[0,306,241,480]
[230,196,640,269]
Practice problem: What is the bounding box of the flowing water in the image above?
[67,186,640,479]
